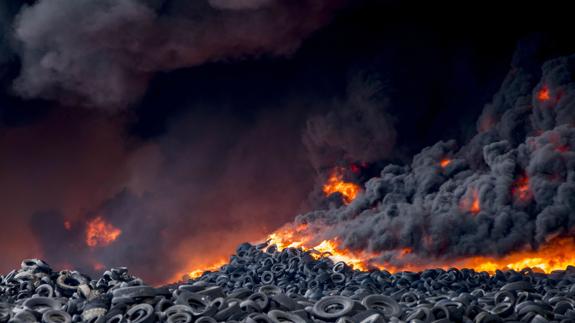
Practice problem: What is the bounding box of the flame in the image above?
[187,260,227,279]
[322,167,361,204]
[460,237,575,273]
[460,189,480,214]
[538,85,550,101]
[266,224,575,275]
[512,175,532,201]
[85,216,122,247]
[267,226,376,271]
[439,158,451,168]
[178,225,575,284]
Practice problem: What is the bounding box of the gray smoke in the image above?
[9,0,344,110]
[303,73,396,171]
[293,53,575,267]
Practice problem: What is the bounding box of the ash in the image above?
[2,243,575,323]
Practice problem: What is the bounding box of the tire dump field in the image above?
[2,242,575,323]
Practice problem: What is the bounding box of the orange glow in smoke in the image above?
[513,175,532,201]
[322,167,361,204]
[538,85,550,101]
[64,220,72,231]
[460,189,480,214]
[85,216,122,247]
[439,158,451,168]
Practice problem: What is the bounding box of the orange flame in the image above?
[439,158,451,168]
[267,225,376,271]
[322,167,361,204]
[538,85,550,101]
[187,260,227,279]
[460,189,480,214]
[266,223,575,275]
[85,216,122,247]
[460,237,575,273]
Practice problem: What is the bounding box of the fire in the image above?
[187,260,227,279]
[267,226,376,271]
[538,85,550,101]
[512,175,532,201]
[460,189,480,214]
[85,216,122,247]
[439,158,451,168]
[322,167,361,204]
[461,237,575,273]
[266,224,575,275]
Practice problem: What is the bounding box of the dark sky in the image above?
[0,0,573,283]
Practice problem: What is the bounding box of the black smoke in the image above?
[294,52,575,269]
[1,0,571,285]
[9,0,344,109]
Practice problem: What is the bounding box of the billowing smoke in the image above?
[0,106,316,284]
[303,73,396,171]
[293,53,575,268]
[9,0,344,109]
[2,2,568,284]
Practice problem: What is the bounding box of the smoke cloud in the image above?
[0,104,317,284]
[303,73,396,171]
[9,0,344,110]
[294,53,575,268]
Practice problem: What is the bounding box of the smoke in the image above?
[208,0,274,10]
[0,103,316,284]
[8,0,344,110]
[303,73,396,171]
[0,111,132,270]
[294,53,575,268]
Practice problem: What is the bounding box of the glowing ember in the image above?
[63,220,72,231]
[460,189,480,214]
[512,175,532,201]
[439,158,451,168]
[322,167,361,204]
[538,85,550,101]
[85,216,122,247]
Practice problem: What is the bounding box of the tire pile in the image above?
[2,243,575,322]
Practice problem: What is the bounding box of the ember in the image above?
[538,84,551,101]
[439,158,451,168]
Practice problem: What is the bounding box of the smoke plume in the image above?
[8,0,344,110]
[303,73,396,171]
[294,53,575,268]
